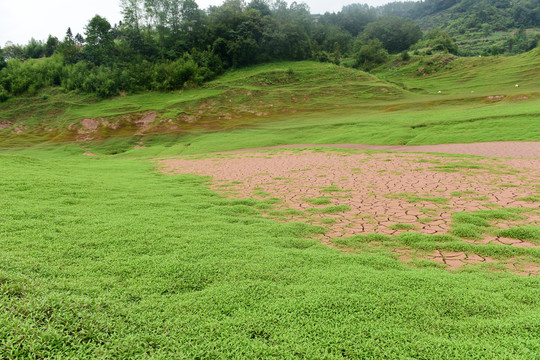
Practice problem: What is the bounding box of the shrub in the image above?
[0,85,9,102]
[354,39,388,71]
[399,50,411,61]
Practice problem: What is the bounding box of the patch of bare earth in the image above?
[73,112,158,141]
[0,120,12,130]
[159,148,540,275]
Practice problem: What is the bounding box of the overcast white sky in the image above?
[0,0,401,47]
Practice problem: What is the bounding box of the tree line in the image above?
[0,0,538,101]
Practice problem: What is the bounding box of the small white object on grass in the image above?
[515,84,519,87]
[438,90,442,94]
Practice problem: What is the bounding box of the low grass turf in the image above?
[1,147,539,358]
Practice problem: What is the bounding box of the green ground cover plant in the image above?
[497,227,540,244]
[302,197,333,205]
[1,148,539,358]
[306,205,351,214]
[334,208,540,262]
[385,192,450,204]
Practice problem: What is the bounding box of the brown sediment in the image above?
[159,147,540,275]
[81,118,99,130]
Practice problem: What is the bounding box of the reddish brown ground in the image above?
[159,145,540,275]
[225,142,540,159]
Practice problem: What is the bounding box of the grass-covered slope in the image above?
[1,148,539,358]
[0,62,405,147]
[378,47,540,94]
[1,49,539,155]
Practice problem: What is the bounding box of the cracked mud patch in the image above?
[160,150,540,275]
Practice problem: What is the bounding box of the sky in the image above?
[0,0,399,46]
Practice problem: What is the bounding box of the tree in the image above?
[58,28,80,64]
[45,35,59,57]
[336,4,376,36]
[2,41,25,60]
[364,16,422,53]
[423,29,458,54]
[0,46,6,71]
[83,15,114,65]
[121,0,145,32]
[23,38,45,59]
[247,0,271,17]
[354,39,388,71]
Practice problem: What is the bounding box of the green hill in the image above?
[1,49,539,155]
[380,0,540,55]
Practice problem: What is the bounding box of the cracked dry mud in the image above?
[160,149,540,275]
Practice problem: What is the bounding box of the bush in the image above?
[414,29,458,55]
[399,50,410,61]
[354,39,388,71]
[314,51,332,63]
[0,85,9,102]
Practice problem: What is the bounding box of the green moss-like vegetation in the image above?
[451,224,485,239]
[321,185,349,193]
[4,148,538,358]
[497,226,540,244]
[430,161,487,172]
[452,213,491,228]
[517,196,540,202]
[451,190,476,196]
[306,205,351,214]
[302,197,333,205]
[386,192,450,204]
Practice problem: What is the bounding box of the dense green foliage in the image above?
[381,0,540,55]
[1,0,538,100]
[381,0,540,31]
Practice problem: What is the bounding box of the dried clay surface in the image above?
[160,147,540,274]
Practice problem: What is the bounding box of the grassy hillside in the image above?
[0,62,407,148]
[378,47,540,94]
[1,49,540,155]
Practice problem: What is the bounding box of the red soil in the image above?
[159,143,540,275]
[227,142,540,159]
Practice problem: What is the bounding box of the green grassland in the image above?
[1,148,540,358]
[1,50,540,358]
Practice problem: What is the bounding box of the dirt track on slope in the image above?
[159,143,540,275]
[228,142,540,159]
